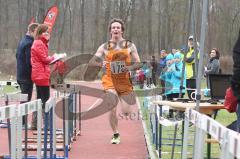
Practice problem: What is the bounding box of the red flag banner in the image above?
[43,5,58,34]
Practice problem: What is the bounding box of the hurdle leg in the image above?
[7,119,11,156]
[37,103,42,159]
[158,105,163,158]
[78,91,81,135]
[171,123,178,159]
[181,114,189,159]
[5,98,12,157]
[69,94,73,142]
[53,100,57,159]
[64,96,69,158]
[17,115,23,159]
[155,105,158,151]
[73,92,77,139]
[50,108,53,158]
[24,114,28,158]
[63,97,66,157]
[10,117,17,159]
[44,111,49,159]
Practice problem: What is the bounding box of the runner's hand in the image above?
[102,61,108,68]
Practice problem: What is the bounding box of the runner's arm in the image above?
[121,43,141,72]
[89,44,105,68]
[129,43,142,71]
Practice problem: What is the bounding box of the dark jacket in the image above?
[157,57,167,75]
[16,35,34,83]
[205,57,220,75]
[232,30,240,99]
[205,57,220,88]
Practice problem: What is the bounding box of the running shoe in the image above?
[111,133,120,144]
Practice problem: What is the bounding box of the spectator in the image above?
[204,48,221,88]
[160,54,174,99]
[185,35,197,100]
[136,69,145,89]
[158,50,168,94]
[150,55,157,86]
[31,24,57,129]
[172,52,186,98]
[16,23,39,128]
[142,61,152,88]
[231,30,240,132]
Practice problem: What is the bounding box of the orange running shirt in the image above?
[102,42,133,95]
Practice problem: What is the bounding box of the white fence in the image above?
[183,108,240,159]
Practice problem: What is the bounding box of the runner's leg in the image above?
[119,92,136,116]
[108,89,119,133]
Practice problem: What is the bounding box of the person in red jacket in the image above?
[31,24,55,129]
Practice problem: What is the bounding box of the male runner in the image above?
[89,18,141,144]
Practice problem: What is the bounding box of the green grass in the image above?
[0,85,19,96]
[136,88,237,159]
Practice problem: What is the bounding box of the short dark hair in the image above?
[28,23,39,33]
[108,18,125,32]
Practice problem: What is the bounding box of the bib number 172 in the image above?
[110,61,126,74]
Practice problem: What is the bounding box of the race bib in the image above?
[110,61,126,74]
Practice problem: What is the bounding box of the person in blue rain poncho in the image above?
[171,52,186,98]
[160,54,174,99]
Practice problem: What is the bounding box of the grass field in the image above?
[136,86,237,159]
[0,85,19,94]
[0,85,20,105]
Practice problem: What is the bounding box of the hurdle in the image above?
[51,83,82,137]
[0,104,17,159]
[2,93,70,158]
[42,97,67,159]
[2,93,28,158]
[0,84,82,158]
[3,99,42,159]
[30,95,75,158]
[30,90,81,155]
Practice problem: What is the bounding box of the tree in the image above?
[37,0,45,23]
[4,1,9,49]
[94,0,101,50]
[103,0,112,42]
[157,0,162,53]
[147,0,153,55]
[80,0,85,53]
[57,0,70,52]
[128,0,136,40]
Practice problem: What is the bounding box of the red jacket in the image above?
[31,36,54,86]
